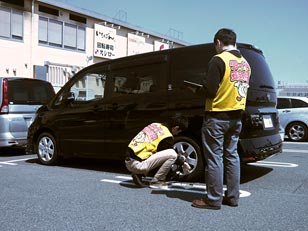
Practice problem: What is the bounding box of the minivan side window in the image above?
[55,72,106,106]
[70,73,105,102]
[170,47,209,89]
[109,64,160,97]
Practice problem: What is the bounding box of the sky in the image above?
[63,0,308,85]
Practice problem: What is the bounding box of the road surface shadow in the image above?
[25,155,273,184]
[0,147,26,157]
[26,156,129,175]
[240,164,273,184]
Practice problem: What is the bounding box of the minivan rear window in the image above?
[8,79,55,105]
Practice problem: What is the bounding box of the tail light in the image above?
[0,78,9,114]
[249,114,263,128]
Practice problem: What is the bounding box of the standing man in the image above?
[125,117,190,188]
[192,28,251,210]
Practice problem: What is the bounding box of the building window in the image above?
[1,0,24,7]
[69,13,87,24]
[0,6,23,41]
[39,16,85,51]
[38,5,59,16]
[49,19,62,47]
[77,27,85,50]
[38,16,48,43]
[64,23,85,51]
[64,23,77,48]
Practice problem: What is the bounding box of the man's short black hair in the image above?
[214,28,237,46]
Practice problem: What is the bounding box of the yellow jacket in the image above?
[206,51,251,112]
[128,123,173,160]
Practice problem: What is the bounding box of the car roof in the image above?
[83,42,263,71]
[0,77,52,83]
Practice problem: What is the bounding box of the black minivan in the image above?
[26,43,282,181]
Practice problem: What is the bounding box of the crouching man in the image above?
[125,117,190,188]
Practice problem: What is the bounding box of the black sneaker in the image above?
[132,174,143,186]
[222,197,238,207]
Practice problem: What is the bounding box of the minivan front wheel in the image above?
[286,122,308,142]
[173,136,204,182]
[36,132,59,165]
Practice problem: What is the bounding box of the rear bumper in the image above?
[239,133,283,163]
[0,137,27,148]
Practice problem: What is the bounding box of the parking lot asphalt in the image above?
[0,142,307,231]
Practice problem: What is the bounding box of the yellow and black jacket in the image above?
[127,123,173,160]
[204,50,251,119]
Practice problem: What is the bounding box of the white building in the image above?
[277,82,308,97]
[0,0,189,91]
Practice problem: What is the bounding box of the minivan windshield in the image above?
[8,79,55,105]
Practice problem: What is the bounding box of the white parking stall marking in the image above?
[283,148,307,153]
[116,176,131,180]
[248,161,298,168]
[0,162,17,166]
[100,175,251,198]
[101,179,124,184]
[0,157,36,166]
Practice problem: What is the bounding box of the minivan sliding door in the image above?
[102,55,169,159]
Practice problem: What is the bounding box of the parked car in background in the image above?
[0,77,55,148]
[279,125,285,141]
[27,43,283,181]
[277,96,308,142]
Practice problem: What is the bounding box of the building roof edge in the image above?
[37,0,191,46]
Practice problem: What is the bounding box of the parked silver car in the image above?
[0,77,55,148]
[277,96,308,142]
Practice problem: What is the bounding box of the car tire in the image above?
[36,132,59,165]
[286,122,308,142]
[173,136,204,182]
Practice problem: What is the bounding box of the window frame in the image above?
[0,6,23,41]
[38,16,86,52]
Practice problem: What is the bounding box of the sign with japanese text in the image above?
[94,24,116,59]
[127,33,146,56]
[154,41,169,51]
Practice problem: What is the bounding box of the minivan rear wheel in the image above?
[286,122,308,142]
[173,136,204,182]
[36,132,59,165]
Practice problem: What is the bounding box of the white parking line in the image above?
[283,149,307,153]
[101,179,123,184]
[6,157,36,163]
[0,157,36,166]
[283,141,307,145]
[248,161,298,167]
[0,162,17,165]
[100,175,251,198]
